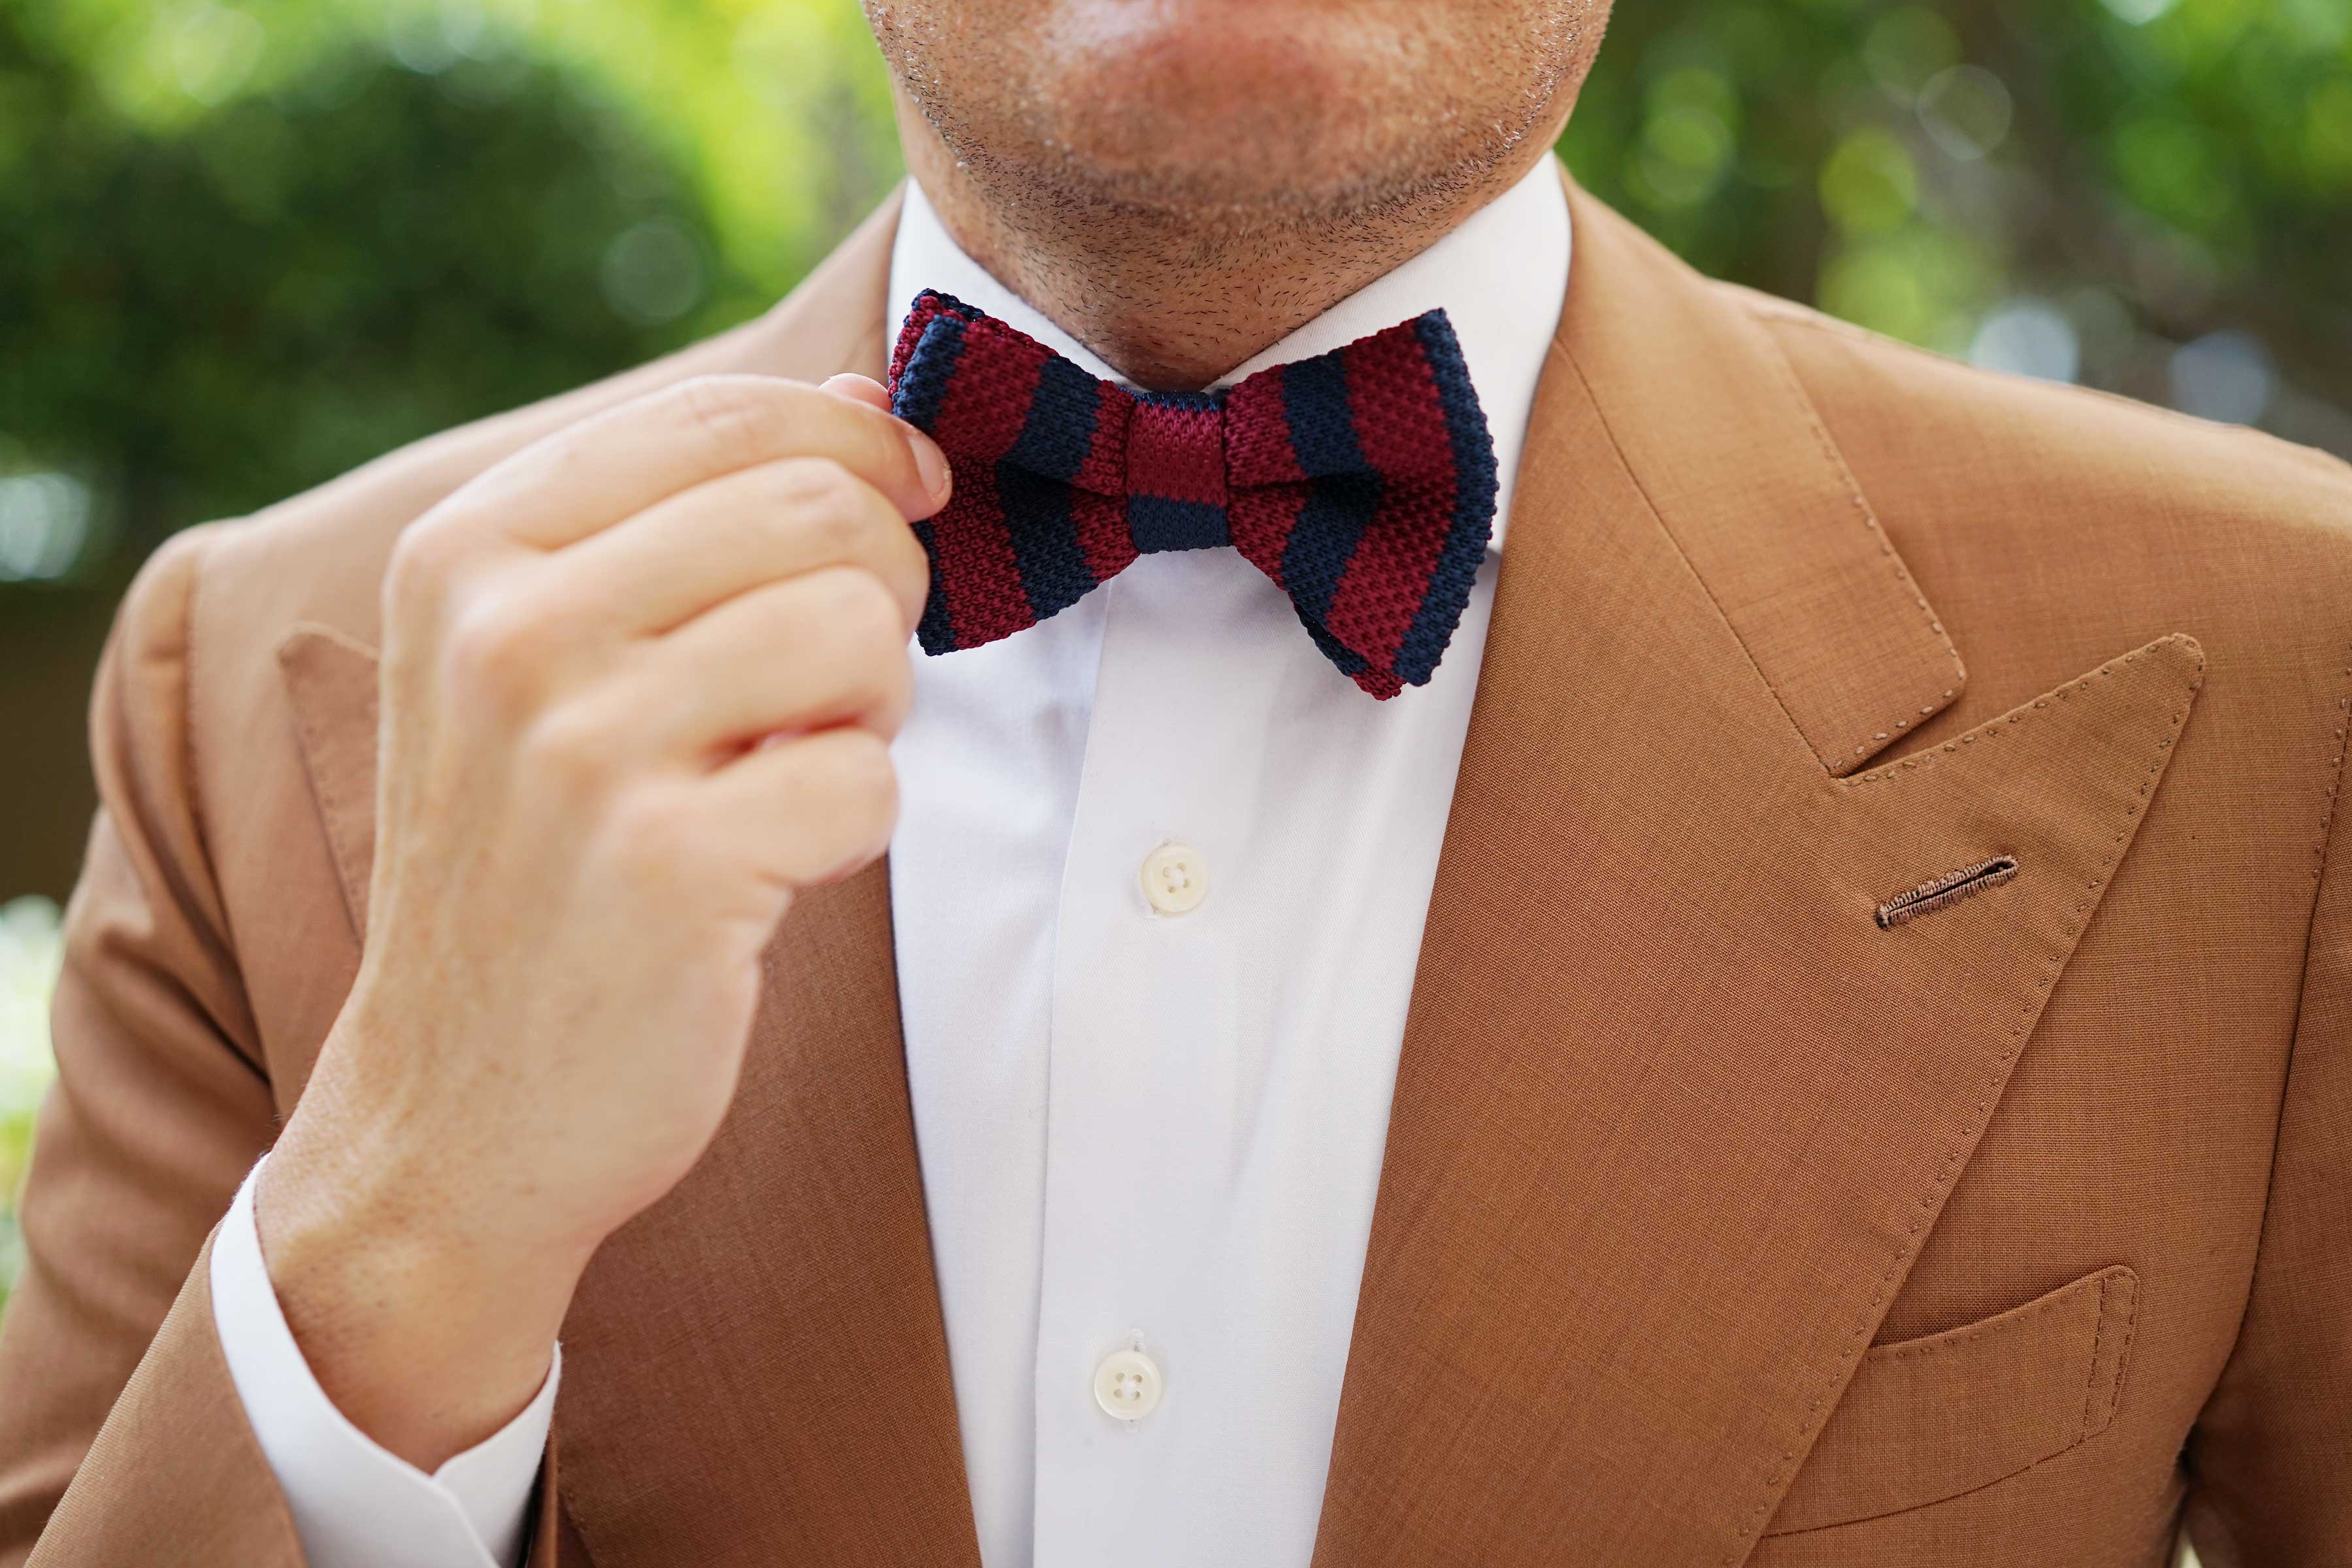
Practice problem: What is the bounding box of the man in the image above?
[1,0,2345,1562]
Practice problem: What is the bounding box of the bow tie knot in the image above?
[889,289,1498,698]
[1120,393,1231,552]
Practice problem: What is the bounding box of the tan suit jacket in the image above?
[3,170,2349,1567]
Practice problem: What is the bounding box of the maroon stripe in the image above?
[1069,384,1135,583]
[1224,364,1309,587]
[1321,327,1458,678]
[1224,365,1306,485]
[1073,382,1129,494]
[1125,399,1227,507]
[1228,485,1309,593]
[1070,491,1134,585]
[926,343,1047,647]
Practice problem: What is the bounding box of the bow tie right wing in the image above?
[1223,312,1499,698]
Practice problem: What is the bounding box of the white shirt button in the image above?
[1093,1348,1164,1421]
[1140,843,1209,915]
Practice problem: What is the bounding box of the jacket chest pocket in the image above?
[1763,1264,2140,1536]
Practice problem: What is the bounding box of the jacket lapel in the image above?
[1311,178,2201,1566]
[276,191,983,1568]
[551,860,976,1567]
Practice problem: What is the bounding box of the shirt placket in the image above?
[1030,549,1281,1563]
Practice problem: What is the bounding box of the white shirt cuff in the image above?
[210,1155,559,1568]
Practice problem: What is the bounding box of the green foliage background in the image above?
[3,0,2349,1317]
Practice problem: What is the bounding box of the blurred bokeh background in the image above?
[3,0,2349,1323]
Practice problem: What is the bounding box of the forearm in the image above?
[17,1232,306,1568]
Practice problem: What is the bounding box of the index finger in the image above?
[450,374,951,551]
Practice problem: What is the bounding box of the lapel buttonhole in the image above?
[1875,855,2022,930]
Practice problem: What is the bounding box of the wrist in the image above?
[255,1106,591,1471]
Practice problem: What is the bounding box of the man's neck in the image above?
[894,98,1569,393]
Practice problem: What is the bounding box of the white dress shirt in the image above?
[210,155,1570,1568]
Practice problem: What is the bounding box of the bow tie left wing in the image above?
[891,290,1140,654]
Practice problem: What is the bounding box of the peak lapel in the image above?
[1550,175,1968,777]
[276,190,981,1567]
[1313,180,2202,1567]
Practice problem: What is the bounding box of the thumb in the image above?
[819,373,894,416]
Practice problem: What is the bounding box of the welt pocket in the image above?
[1761,1264,2139,1536]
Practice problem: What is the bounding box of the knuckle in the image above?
[445,598,531,675]
[444,597,553,713]
[774,455,857,504]
[518,700,621,798]
[820,568,905,656]
[871,644,916,732]
[892,514,934,582]
[821,732,900,846]
[599,786,706,892]
[891,539,934,625]
[673,376,784,468]
[385,515,471,616]
[776,460,872,549]
[757,732,896,887]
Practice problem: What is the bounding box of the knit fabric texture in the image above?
[887,289,1498,698]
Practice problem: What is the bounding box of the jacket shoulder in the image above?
[1730,283,2352,564]
[1731,285,2352,858]
[1733,284,2352,681]
[189,312,797,653]
[99,193,900,953]
[180,191,900,664]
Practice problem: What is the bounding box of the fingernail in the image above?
[910,431,951,505]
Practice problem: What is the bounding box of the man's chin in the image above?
[885,0,1589,227]
[1030,126,1392,220]
[1015,1,1426,199]
[1041,0,1412,59]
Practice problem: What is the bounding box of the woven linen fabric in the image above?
[886,289,1498,699]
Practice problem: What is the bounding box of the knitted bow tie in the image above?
[887,290,1497,698]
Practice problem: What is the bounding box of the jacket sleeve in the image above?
[2183,732,2352,1563]
[0,525,310,1565]
[0,528,578,1568]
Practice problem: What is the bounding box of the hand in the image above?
[254,372,945,1469]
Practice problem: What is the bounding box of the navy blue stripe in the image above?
[895,317,969,654]
[1133,388,1223,416]
[1299,615,1369,679]
[1128,495,1230,553]
[910,519,956,655]
[1279,351,1367,478]
[892,314,968,434]
[1277,354,1379,638]
[1394,311,1498,687]
[1008,353,1108,482]
[1000,353,1105,621]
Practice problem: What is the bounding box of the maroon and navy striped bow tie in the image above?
[887,290,1497,698]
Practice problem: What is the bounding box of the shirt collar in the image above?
[886,157,1571,552]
